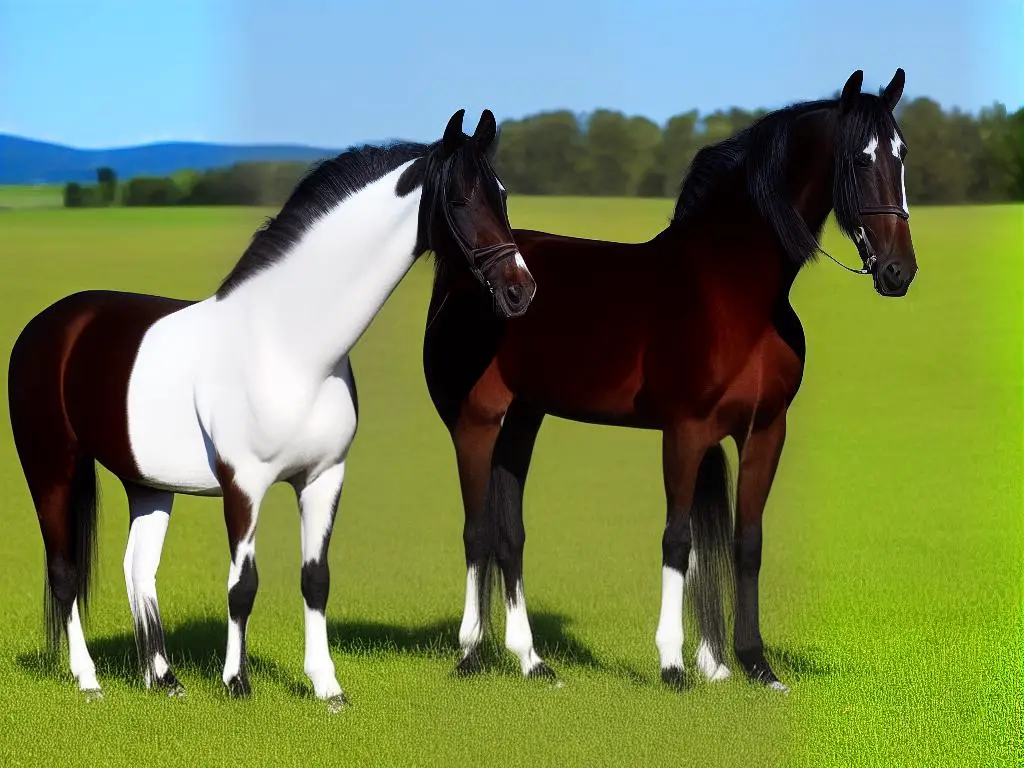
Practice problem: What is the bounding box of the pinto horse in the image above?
[8,108,537,708]
[423,69,918,690]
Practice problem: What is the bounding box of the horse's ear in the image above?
[473,109,497,152]
[840,69,864,114]
[442,109,466,156]
[881,68,906,111]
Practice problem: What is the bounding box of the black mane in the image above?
[216,140,435,298]
[670,94,899,267]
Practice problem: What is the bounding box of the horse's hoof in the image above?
[326,693,347,713]
[82,688,104,703]
[225,676,251,699]
[526,662,557,682]
[453,650,483,676]
[660,666,690,691]
[737,649,786,692]
[155,671,185,698]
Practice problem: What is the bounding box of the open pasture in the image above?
[0,200,1020,766]
[0,185,63,210]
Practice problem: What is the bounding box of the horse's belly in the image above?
[126,302,221,494]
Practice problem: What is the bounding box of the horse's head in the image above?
[422,109,536,319]
[834,68,919,298]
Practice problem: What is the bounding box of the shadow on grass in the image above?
[16,612,838,697]
[764,644,845,681]
[16,616,310,698]
[326,610,649,685]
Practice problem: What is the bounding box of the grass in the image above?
[0,200,1020,767]
[0,184,64,210]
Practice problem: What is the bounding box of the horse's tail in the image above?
[689,442,734,665]
[470,456,519,655]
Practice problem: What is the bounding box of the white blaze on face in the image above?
[862,135,878,163]
[891,133,909,215]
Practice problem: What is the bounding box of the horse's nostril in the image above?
[886,262,901,278]
[506,284,523,303]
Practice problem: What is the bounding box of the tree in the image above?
[659,110,700,196]
[63,182,85,208]
[96,167,117,205]
[494,111,587,195]
[123,177,183,206]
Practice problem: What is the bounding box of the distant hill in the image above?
[0,134,343,185]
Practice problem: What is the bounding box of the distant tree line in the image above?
[64,97,1024,209]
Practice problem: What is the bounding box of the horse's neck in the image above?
[790,114,837,235]
[228,161,423,378]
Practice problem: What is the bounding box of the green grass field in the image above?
[0,185,63,210]
[0,200,1020,767]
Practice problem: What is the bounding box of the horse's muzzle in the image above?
[493,279,535,318]
[873,259,914,297]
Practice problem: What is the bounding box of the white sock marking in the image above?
[302,607,341,698]
[655,566,685,670]
[223,618,244,686]
[505,582,543,675]
[66,600,99,691]
[458,566,483,654]
[152,653,169,679]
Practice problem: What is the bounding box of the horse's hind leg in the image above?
[29,450,102,698]
[656,422,710,690]
[122,481,182,695]
[732,412,788,692]
[291,462,346,711]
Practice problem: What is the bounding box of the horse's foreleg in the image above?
[293,462,346,710]
[122,482,182,695]
[489,400,551,679]
[733,410,788,692]
[217,461,269,697]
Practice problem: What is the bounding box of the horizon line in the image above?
[3,91,1021,153]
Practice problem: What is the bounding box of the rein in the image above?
[820,204,909,276]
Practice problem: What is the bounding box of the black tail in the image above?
[689,443,734,664]
[44,454,100,653]
[471,453,523,653]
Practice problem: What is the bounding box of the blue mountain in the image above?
[0,134,343,185]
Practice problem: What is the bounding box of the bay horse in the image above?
[8,108,537,708]
[422,69,918,691]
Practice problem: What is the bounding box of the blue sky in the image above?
[1,0,1020,149]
